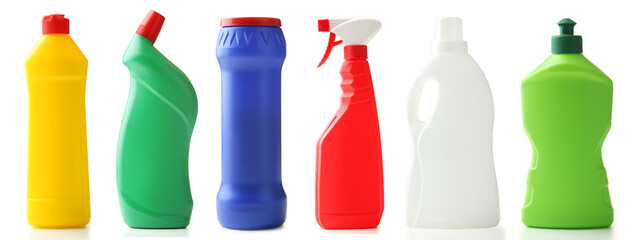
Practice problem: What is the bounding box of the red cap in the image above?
[136,10,165,43]
[42,14,69,34]
[220,17,281,27]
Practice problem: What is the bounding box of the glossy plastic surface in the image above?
[117,32,198,228]
[316,47,384,229]
[521,54,613,228]
[216,25,287,230]
[26,33,90,228]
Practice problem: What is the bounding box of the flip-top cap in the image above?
[136,10,165,43]
[221,17,281,27]
[551,18,582,54]
[42,14,69,34]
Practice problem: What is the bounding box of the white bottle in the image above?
[406,17,500,229]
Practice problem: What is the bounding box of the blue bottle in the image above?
[216,17,287,230]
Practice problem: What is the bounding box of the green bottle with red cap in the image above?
[116,10,198,229]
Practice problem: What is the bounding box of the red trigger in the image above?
[318,33,343,68]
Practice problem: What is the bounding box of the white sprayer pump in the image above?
[317,19,381,67]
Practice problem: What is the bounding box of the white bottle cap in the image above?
[436,17,463,41]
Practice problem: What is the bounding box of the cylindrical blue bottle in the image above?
[216,17,287,230]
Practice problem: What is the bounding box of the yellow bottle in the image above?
[26,14,90,228]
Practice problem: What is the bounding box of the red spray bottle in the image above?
[316,19,384,229]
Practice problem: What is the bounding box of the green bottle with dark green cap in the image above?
[521,18,613,229]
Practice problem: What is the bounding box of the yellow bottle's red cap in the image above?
[42,14,69,34]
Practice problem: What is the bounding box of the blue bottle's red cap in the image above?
[136,10,165,43]
[42,14,69,34]
[220,17,281,27]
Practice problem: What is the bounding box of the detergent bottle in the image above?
[216,17,287,230]
[406,17,499,229]
[316,19,384,229]
[521,18,613,229]
[117,10,198,229]
[26,14,90,229]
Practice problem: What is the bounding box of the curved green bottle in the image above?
[117,10,198,229]
[521,18,613,229]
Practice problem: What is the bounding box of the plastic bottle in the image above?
[521,18,613,229]
[315,19,384,229]
[117,10,198,229]
[26,14,90,229]
[216,17,287,230]
[406,17,500,229]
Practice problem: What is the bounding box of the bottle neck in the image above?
[551,35,582,54]
[433,41,468,53]
[344,45,368,60]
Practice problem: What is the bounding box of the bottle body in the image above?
[117,34,198,228]
[521,54,613,228]
[26,34,90,228]
[406,47,499,228]
[216,25,287,230]
[316,46,384,229]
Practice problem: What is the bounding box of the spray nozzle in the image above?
[551,18,582,54]
[317,19,381,68]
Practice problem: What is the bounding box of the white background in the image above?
[0,0,637,239]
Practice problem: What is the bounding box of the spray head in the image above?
[317,19,381,67]
[551,18,582,54]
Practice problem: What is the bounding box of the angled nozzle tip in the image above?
[318,19,330,32]
[136,10,165,43]
[558,18,576,35]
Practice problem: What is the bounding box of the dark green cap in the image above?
[551,18,582,54]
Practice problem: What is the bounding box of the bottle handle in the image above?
[407,77,430,139]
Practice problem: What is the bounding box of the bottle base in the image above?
[317,212,382,229]
[523,220,612,229]
[407,216,499,229]
[119,201,191,229]
[217,198,286,230]
[522,210,613,229]
[122,213,190,229]
[27,198,90,228]
[127,224,189,229]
